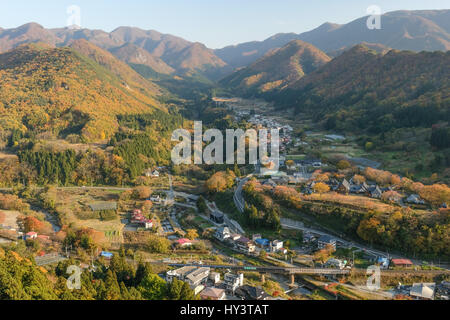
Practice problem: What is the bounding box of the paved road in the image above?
[234,176,251,213]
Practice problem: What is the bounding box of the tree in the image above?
[352,175,366,184]
[313,182,330,195]
[147,235,171,254]
[286,160,295,168]
[138,273,167,300]
[167,278,197,300]
[196,196,207,214]
[365,141,374,151]
[357,218,381,243]
[101,270,121,300]
[205,171,236,193]
[337,160,351,170]
[186,229,199,240]
[313,244,334,264]
[133,186,152,200]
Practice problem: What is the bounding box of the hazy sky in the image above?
[1,0,448,48]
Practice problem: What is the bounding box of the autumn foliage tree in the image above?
[205,170,236,193]
[133,186,152,200]
[313,182,330,195]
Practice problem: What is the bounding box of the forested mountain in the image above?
[215,10,450,69]
[0,42,164,142]
[109,43,175,76]
[220,40,330,95]
[269,45,450,134]
[0,24,227,78]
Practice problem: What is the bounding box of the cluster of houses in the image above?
[166,265,270,300]
[130,209,153,230]
[303,175,429,206]
[214,227,287,256]
[247,114,293,152]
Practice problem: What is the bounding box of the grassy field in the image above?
[0,210,20,229]
[52,189,126,242]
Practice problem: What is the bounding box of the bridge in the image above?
[168,263,350,275]
[167,263,450,286]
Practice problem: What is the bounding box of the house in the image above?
[144,169,160,177]
[252,234,262,241]
[176,238,193,247]
[377,257,390,269]
[230,234,242,241]
[317,235,337,250]
[167,266,196,283]
[150,195,162,203]
[167,266,210,289]
[410,283,436,300]
[215,227,231,241]
[350,182,369,194]
[406,194,425,205]
[224,273,244,294]
[100,251,114,259]
[255,238,270,248]
[151,170,160,177]
[262,179,277,188]
[209,272,221,284]
[325,258,346,269]
[269,240,284,253]
[185,267,211,289]
[200,287,226,300]
[130,209,153,229]
[235,237,256,254]
[25,232,38,240]
[303,233,316,243]
[37,235,50,241]
[235,285,270,300]
[337,179,350,194]
[369,186,383,199]
[210,210,224,224]
[391,258,413,268]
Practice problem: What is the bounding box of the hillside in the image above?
[215,9,450,69]
[0,43,164,141]
[109,43,175,76]
[327,42,391,58]
[220,40,330,94]
[271,45,450,133]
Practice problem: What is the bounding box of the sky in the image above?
[0,0,449,48]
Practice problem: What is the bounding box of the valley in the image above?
[0,7,449,302]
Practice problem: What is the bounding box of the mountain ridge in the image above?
[220,40,331,94]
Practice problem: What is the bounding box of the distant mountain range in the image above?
[0,9,448,80]
[220,40,331,94]
[215,10,450,69]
